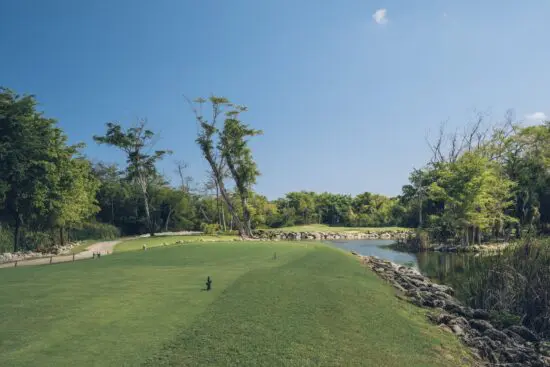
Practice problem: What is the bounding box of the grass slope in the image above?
[0,242,471,367]
[273,224,411,233]
[114,234,236,252]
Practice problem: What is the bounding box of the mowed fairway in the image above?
[0,241,472,366]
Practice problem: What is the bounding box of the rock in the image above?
[484,328,510,343]
[439,324,453,333]
[505,329,528,344]
[361,255,549,367]
[469,319,494,332]
[507,325,540,342]
[472,309,490,320]
[434,312,454,325]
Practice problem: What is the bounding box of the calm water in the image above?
[330,239,418,266]
[330,239,475,281]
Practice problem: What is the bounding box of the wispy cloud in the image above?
[525,112,548,122]
[372,9,388,25]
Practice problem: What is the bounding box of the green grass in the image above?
[272,224,411,233]
[0,241,472,367]
[114,234,237,252]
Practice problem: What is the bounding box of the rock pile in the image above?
[359,255,549,366]
[253,230,412,241]
[0,251,46,264]
[0,242,81,264]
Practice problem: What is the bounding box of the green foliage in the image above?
[200,222,220,235]
[0,87,100,251]
[489,311,521,330]
[94,121,171,236]
[266,191,402,229]
[67,222,121,242]
[191,96,262,237]
[422,239,550,337]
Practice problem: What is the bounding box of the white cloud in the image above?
[525,112,548,122]
[372,9,388,25]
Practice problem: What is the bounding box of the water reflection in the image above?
[330,239,418,266]
[330,240,478,282]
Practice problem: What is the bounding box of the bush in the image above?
[0,226,54,253]
[0,226,12,253]
[405,228,431,251]
[489,311,521,329]
[67,222,121,242]
[200,223,220,235]
[450,239,550,338]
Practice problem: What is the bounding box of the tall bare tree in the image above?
[187,96,261,237]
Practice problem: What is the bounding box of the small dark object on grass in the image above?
[273,252,277,260]
[97,253,101,259]
[206,276,212,291]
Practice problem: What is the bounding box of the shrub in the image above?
[0,226,12,253]
[0,226,54,253]
[449,239,550,338]
[67,222,121,242]
[200,223,220,235]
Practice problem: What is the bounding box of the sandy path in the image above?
[0,240,121,269]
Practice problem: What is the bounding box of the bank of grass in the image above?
[114,234,237,252]
[272,224,411,233]
[0,241,473,366]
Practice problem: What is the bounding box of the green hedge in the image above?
[67,222,121,242]
[0,222,121,253]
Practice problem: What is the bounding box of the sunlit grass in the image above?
[0,241,472,366]
[114,234,238,252]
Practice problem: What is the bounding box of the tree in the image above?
[188,96,262,237]
[426,152,515,245]
[0,88,71,251]
[153,186,195,231]
[94,121,171,236]
[220,107,262,234]
[47,154,100,246]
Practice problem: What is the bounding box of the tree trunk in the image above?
[241,196,253,237]
[221,204,227,231]
[418,200,423,228]
[216,180,246,237]
[199,205,211,223]
[111,199,115,224]
[13,214,21,252]
[165,208,173,232]
[142,191,154,236]
[59,227,65,247]
[216,184,222,228]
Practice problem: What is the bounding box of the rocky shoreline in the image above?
[252,229,413,241]
[389,241,512,254]
[356,253,549,366]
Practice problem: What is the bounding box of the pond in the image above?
[330,239,477,282]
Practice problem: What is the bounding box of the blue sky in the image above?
[1,1,549,199]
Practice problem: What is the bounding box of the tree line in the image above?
[1,87,549,252]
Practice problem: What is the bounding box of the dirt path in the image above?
[0,240,121,269]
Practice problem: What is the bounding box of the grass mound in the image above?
[0,241,472,366]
